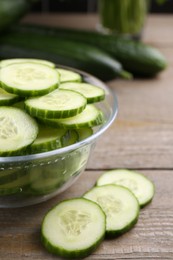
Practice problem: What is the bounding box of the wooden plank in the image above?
[144,15,173,46]
[0,170,173,259]
[87,121,173,169]
[87,46,173,169]
[1,13,172,260]
[21,13,99,30]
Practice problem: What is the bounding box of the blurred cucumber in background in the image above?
[98,0,150,39]
[0,0,168,80]
[0,0,38,32]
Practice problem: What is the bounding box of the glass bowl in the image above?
[0,66,118,208]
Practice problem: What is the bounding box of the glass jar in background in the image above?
[97,0,150,39]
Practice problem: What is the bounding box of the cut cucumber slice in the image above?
[84,184,139,237]
[25,89,87,119]
[0,58,55,68]
[25,124,67,154]
[0,107,38,156]
[0,168,25,185]
[38,105,104,129]
[41,198,106,258]
[97,169,155,208]
[0,172,30,195]
[27,146,89,195]
[62,130,78,147]
[60,82,105,103]
[13,101,25,110]
[0,62,59,96]
[30,177,61,195]
[57,68,82,83]
[76,127,93,141]
[28,166,64,195]
[0,87,20,106]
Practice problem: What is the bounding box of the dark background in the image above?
[32,0,173,13]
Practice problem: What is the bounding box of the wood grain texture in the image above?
[88,47,173,169]
[21,13,100,30]
[0,170,173,259]
[144,15,173,46]
[1,14,173,260]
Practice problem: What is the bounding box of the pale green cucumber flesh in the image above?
[0,107,38,156]
[13,101,25,110]
[97,169,155,207]
[38,104,104,129]
[41,198,106,258]
[60,82,105,103]
[25,89,87,119]
[84,184,139,237]
[0,58,55,68]
[57,68,82,83]
[0,62,59,96]
[24,124,67,154]
[0,87,20,105]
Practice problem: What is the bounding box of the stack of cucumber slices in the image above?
[0,58,105,156]
[41,169,155,259]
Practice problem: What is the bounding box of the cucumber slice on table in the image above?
[84,184,139,237]
[0,87,20,106]
[97,169,155,207]
[24,125,67,154]
[0,107,38,156]
[39,104,104,129]
[0,58,55,68]
[41,198,106,258]
[0,62,59,96]
[60,82,105,103]
[25,89,87,119]
[57,68,82,83]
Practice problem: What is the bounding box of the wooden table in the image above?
[1,14,173,259]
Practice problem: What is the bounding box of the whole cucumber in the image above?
[0,0,31,32]
[0,31,132,81]
[16,25,167,77]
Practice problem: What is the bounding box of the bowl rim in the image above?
[0,65,118,164]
